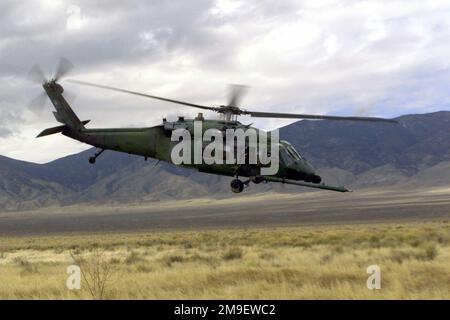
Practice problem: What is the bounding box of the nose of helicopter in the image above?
[292,159,322,184]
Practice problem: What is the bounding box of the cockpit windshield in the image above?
[286,145,302,160]
[279,141,303,165]
[280,146,301,165]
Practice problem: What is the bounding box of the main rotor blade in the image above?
[227,84,249,107]
[54,57,74,81]
[67,79,218,112]
[246,111,398,123]
[28,64,47,84]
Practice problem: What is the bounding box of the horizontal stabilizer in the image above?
[36,124,66,137]
[36,120,90,138]
[263,176,350,192]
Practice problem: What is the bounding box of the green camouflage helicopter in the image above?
[29,59,397,194]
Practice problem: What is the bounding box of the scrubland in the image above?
[0,221,449,299]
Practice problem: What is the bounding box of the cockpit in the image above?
[279,141,303,166]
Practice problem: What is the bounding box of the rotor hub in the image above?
[43,80,64,94]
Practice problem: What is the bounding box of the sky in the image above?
[1,0,450,163]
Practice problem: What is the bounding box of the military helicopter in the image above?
[29,59,397,194]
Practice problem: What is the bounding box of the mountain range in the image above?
[1,110,450,211]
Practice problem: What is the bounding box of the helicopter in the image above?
[29,59,397,194]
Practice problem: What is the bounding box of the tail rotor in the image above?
[54,57,74,82]
[26,58,75,115]
[27,92,48,115]
[28,64,47,85]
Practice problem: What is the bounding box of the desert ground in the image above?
[0,187,449,299]
[0,222,449,299]
[1,186,450,236]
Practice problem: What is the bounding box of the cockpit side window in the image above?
[287,145,302,160]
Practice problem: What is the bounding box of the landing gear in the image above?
[88,149,105,164]
[230,179,244,193]
[230,174,252,193]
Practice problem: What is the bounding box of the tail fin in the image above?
[43,81,84,129]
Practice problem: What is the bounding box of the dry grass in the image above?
[0,221,449,299]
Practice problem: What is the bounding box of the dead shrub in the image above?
[70,250,116,300]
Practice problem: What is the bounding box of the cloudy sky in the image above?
[1,0,450,163]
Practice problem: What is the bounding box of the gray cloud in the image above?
[0,109,24,138]
[1,0,450,162]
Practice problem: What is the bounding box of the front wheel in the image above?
[230,179,244,193]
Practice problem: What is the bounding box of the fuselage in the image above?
[63,118,321,183]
